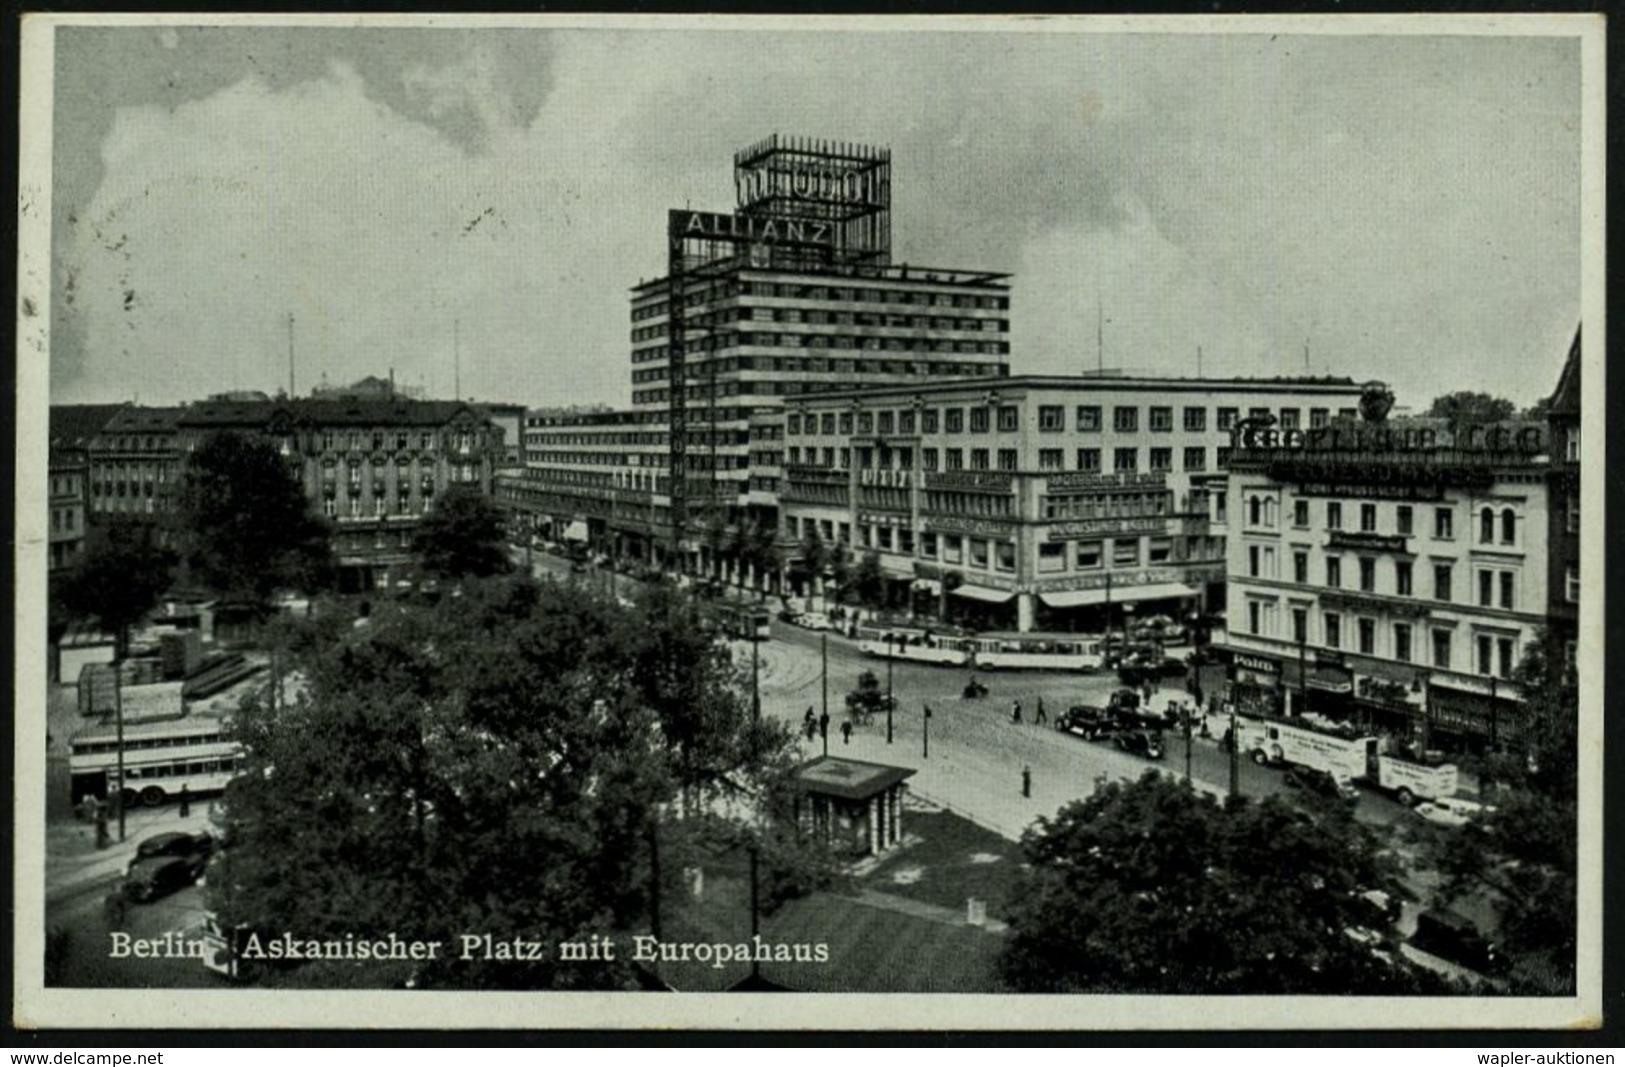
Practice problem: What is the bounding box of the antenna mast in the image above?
[1096,298,1104,374]
[287,314,296,396]
[454,318,462,400]
[1197,344,1203,378]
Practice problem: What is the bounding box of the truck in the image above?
[1236,714,1459,805]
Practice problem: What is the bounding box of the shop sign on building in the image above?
[1046,515,1165,540]
[1045,471,1167,493]
[667,209,838,251]
[1038,567,1185,593]
[1295,480,1447,501]
[921,516,1016,537]
[1327,530,1410,553]
[925,471,1013,493]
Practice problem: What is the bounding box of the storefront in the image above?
[1279,656,1355,719]
[1425,684,1524,753]
[1224,649,1284,718]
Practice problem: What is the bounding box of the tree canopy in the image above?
[58,516,176,657]
[411,485,512,581]
[1426,391,1517,428]
[1001,773,1435,994]
[209,575,808,989]
[174,431,334,605]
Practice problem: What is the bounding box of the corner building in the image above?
[1219,401,1560,753]
[779,375,1367,632]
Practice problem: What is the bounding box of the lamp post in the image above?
[1297,624,1309,719]
[821,631,829,756]
[923,704,931,759]
[751,630,761,722]
[885,632,895,744]
[1227,708,1240,799]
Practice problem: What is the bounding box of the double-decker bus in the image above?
[856,625,975,667]
[69,717,244,809]
[972,631,1106,672]
[713,602,773,641]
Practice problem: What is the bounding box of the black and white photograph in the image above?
[14,13,1605,1032]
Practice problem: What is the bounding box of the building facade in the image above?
[1543,329,1581,671]
[778,375,1368,633]
[87,406,186,520]
[501,135,1012,575]
[47,404,125,571]
[1219,398,1555,752]
[175,396,502,592]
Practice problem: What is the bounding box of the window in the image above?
[1293,500,1309,527]
[1479,570,1493,608]
[1262,545,1277,578]
[921,532,938,558]
[1149,538,1172,563]
[1038,542,1067,573]
[1498,637,1515,679]
[898,411,915,434]
[1567,428,1579,462]
[1567,490,1580,534]
[1039,448,1064,470]
[1326,556,1342,588]
[1394,623,1412,663]
[1149,406,1173,432]
[1323,613,1342,649]
[1479,507,1495,544]
[945,408,964,433]
[946,448,964,470]
[1358,618,1376,655]
[998,406,1019,432]
[1396,559,1413,596]
[1309,408,1329,429]
[1076,405,1101,432]
[970,539,990,569]
[997,449,1018,471]
[1434,563,1453,602]
[969,408,989,433]
[1249,407,1270,421]
[996,542,1016,571]
[1149,448,1172,472]
[1113,448,1138,472]
[1477,635,1493,676]
[839,413,853,434]
[1360,503,1377,533]
[1566,564,1579,603]
[1397,506,1413,535]
[922,409,939,433]
[944,535,963,564]
[1183,407,1207,431]
[1075,541,1102,568]
[1038,405,1065,431]
[1113,407,1139,433]
[1359,557,1376,592]
[1248,545,1261,578]
[1501,508,1516,544]
[1076,448,1101,472]
[970,449,990,470]
[1249,601,1262,636]
[1216,446,1232,469]
[1499,571,1514,610]
[1432,629,1452,669]
[1217,407,1238,431]
[1327,502,1343,530]
[1183,447,1206,472]
[821,414,836,435]
[1339,408,1358,420]
[1279,408,1300,430]
[858,412,874,434]
[1113,539,1141,566]
[878,411,894,434]
[1293,551,1309,584]
[1434,507,1454,540]
[1292,608,1308,643]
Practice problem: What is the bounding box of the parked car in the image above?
[1409,909,1510,975]
[1414,796,1494,828]
[1114,727,1165,760]
[796,612,833,632]
[1057,705,1117,741]
[124,831,214,903]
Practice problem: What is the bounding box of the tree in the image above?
[1001,773,1439,994]
[411,485,512,581]
[1426,391,1516,429]
[1433,636,1577,989]
[851,551,886,611]
[791,528,827,612]
[209,576,808,989]
[58,517,177,660]
[174,431,333,606]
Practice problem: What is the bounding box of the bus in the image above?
[972,632,1106,672]
[714,602,773,642]
[856,625,975,667]
[69,717,244,809]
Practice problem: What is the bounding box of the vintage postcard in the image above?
[14,13,1605,1031]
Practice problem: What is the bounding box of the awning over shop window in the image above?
[563,520,589,543]
[1281,661,1355,693]
[951,584,1015,604]
[1038,588,1110,609]
[1112,581,1198,604]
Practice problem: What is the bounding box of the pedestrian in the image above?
[179,783,191,818]
[1035,695,1047,726]
[840,720,853,745]
[818,710,830,738]
[94,799,110,850]
[1010,699,1023,725]
[1022,764,1032,798]
[1142,680,1154,705]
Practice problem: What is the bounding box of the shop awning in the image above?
[563,520,589,543]
[1281,661,1355,693]
[952,584,1016,604]
[1038,588,1110,609]
[1112,581,1198,604]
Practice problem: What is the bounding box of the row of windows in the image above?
[633,332,1008,357]
[1033,404,1358,435]
[785,444,1229,477]
[1246,544,1523,609]
[630,366,1006,407]
[630,281,1010,321]
[632,307,1007,341]
[1247,497,1524,547]
[1247,603,1520,678]
[789,515,1177,574]
[789,402,1354,440]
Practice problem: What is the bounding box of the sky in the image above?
[42,19,1585,412]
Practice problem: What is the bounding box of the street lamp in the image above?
[885,632,895,744]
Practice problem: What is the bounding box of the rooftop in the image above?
[792,755,915,801]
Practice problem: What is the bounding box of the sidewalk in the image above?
[45,802,218,906]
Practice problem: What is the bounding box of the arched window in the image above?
[1501,508,1516,544]
[1480,507,1495,544]
[1249,496,1262,526]
[1264,498,1278,528]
